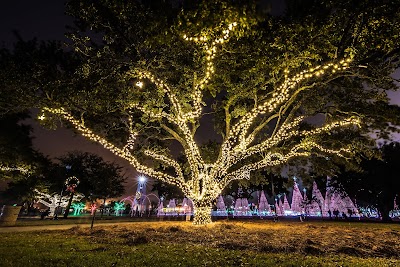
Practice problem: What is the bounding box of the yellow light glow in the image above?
[136,81,143,88]
[0,166,30,174]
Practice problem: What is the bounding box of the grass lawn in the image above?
[1,220,399,266]
[14,214,149,226]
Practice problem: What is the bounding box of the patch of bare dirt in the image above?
[71,221,400,258]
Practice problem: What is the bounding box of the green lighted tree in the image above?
[2,0,400,224]
[113,202,125,216]
[71,202,85,216]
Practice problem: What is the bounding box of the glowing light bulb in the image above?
[136,81,143,88]
[138,176,146,183]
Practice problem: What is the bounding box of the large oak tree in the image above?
[2,0,400,224]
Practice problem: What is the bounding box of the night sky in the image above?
[1,1,400,195]
[0,0,140,195]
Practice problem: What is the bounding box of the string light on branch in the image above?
[41,107,192,197]
[182,22,238,119]
[193,206,213,225]
[0,166,30,174]
[38,114,46,121]
[230,57,354,143]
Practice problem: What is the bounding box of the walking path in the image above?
[0,221,140,233]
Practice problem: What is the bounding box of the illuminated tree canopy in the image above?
[2,0,400,224]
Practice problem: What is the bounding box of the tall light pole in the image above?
[135,175,147,216]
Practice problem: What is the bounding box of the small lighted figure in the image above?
[90,203,97,215]
[114,202,125,216]
[71,202,85,216]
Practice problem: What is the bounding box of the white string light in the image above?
[0,166,30,174]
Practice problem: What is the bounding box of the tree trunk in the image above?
[192,200,212,225]
[63,193,74,218]
[379,205,392,222]
[318,204,325,219]
[101,198,106,218]
[91,201,96,230]
[27,201,34,215]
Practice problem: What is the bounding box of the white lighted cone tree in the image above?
[258,191,271,216]
[34,1,400,225]
[40,22,364,225]
[216,195,227,216]
[291,181,304,215]
[311,182,325,216]
[182,198,193,215]
[282,194,291,215]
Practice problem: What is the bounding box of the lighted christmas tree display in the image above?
[323,177,334,216]
[311,181,325,216]
[234,198,251,216]
[286,179,363,217]
[342,196,359,217]
[391,196,400,218]
[329,191,359,217]
[275,198,283,216]
[32,1,400,225]
[157,201,164,217]
[216,195,227,216]
[258,191,271,216]
[132,176,147,215]
[302,188,311,215]
[181,197,193,215]
[282,194,291,215]
[291,179,304,215]
[167,199,177,216]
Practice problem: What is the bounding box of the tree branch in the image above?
[43,107,191,195]
[144,149,184,180]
